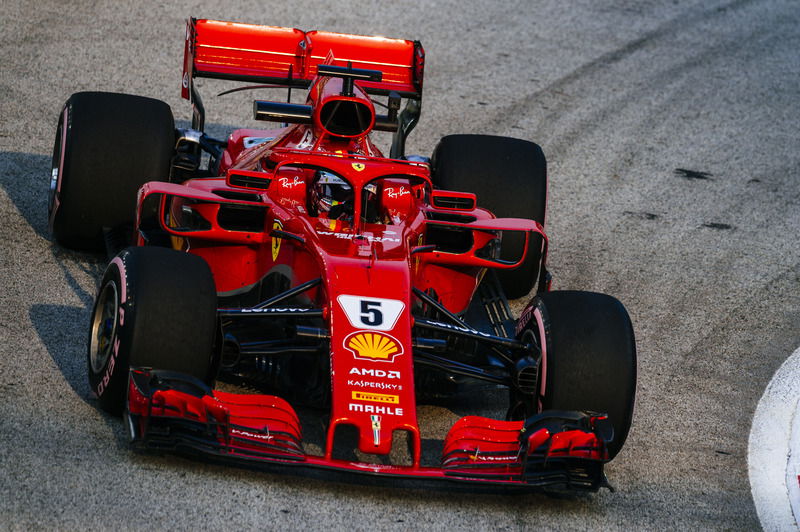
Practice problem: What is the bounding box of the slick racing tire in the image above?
[49,92,175,251]
[431,134,547,299]
[87,247,218,415]
[515,290,636,460]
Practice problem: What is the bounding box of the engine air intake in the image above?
[319,99,374,137]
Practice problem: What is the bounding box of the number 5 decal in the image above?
[338,295,405,331]
[360,300,383,326]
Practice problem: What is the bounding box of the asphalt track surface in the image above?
[1,0,798,529]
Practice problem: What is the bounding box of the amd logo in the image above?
[349,368,401,379]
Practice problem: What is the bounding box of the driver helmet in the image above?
[312,171,353,219]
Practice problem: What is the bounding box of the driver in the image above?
[311,171,353,220]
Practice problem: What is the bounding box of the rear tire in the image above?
[431,134,547,299]
[87,247,218,415]
[49,92,175,251]
[515,290,636,459]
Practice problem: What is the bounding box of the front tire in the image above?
[87,247,218,415]
[431,134,547,299]
[515,290,636,459]
[49,92,175,251]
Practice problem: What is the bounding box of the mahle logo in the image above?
[344,331,403,362]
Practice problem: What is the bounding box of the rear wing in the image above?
[182,19,425,101]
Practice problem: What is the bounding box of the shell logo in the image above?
[344,331,404,362]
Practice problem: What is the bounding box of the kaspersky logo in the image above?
[344,331,404,362]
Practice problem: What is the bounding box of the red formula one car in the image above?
[48,19,636,491]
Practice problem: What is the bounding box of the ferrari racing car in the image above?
[48,19,636,491]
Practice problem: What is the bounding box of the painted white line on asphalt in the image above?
[748,346,800,531]
[789,398,800,527]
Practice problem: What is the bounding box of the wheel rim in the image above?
[48,126,61,218]
[48,166,58,215]
[90,281,119,374]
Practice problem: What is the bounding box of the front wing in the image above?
[126,369,614,491]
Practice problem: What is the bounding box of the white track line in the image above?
[789,398,800,527]
[748,346,800,530]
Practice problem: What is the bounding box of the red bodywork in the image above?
[127,369,609,486]
[126,19,610,490]
[182,19,424,100]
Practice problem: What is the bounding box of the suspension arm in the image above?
[413,351,510,386]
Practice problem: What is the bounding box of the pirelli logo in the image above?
[351,391,399,404]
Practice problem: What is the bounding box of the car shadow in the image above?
[0,150,102,402]
[2,120,239,395]
[29,303,92,401]
[0,151,51,241]
[28,248,106,404]
[0,121,233,243]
